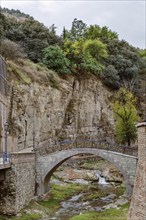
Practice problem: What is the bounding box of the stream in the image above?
[45,170,127,220]
[0,167,128,220]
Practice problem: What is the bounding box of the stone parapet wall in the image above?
[0,152,35,215]
[11,152,35,164]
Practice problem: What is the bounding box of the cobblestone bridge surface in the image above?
[36,148,137,196]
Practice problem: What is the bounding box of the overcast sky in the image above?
[1,0,146,49]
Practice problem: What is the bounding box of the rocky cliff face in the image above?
[7,61,115,154]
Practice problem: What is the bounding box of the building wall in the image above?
[0,97,7,152]
[0,56,7,153]
[0,152,36,214]
[128,122,146,220]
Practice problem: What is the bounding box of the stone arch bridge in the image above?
[36,148,137,196]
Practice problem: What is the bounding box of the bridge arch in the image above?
[36,148,137,196]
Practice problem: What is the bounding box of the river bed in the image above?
[0,166,129,220]
[44,169,128,220]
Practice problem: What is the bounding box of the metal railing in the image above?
[0,152,11,164]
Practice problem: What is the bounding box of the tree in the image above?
[103,39,141,89]
[83,39,108,61]
[70,18,87,40]
[64,39,84,72]
[83,24,118,41]
[100,26,118,41]
[64,38,106,74]
[0,12,8,39]
[113,88,139,146]
[1,12,62,62]
[62,27,67,40]
[42,45,71,74]
[139,49,146,58]
[80,55,103,74]
[101,65,120,89]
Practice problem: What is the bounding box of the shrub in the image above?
[0,39,25,60]
[42,45,71,74]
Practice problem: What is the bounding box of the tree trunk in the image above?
[128,139,131,146]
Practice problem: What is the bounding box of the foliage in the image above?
[69,18,87,41]
[1,8,144,92]
[1,7,32,19]
[80,55,103,74]
[83,39,108,60]
[100,39,140,89]
[138,49,146,73]
[7,59,60,90]
[113,88,139,146]
[42,45,71,73]
[0,12,10,39]
[84,24,118,41]
[11,213,42,220]
[139,49,146,58]
[108,54,138,80]
[101,65,120,89]
[7,60,31,84]
[64,38,107,74]
[0,11,62,62]
[64,39,84,67]
[1,39,25,60]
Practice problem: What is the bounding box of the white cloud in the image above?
[1,0,35,8]
[1,0,145,48]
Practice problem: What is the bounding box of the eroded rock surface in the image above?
[7,74,115,154]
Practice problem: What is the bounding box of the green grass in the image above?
[7,61,31,84]
[0,213,41,220]
[38,182,87,213]
[11,213,42,220]
[0,215,5,220]
[0,179,127,220]
[69,203,130,220]
[81,159,110,171]
[7,59,62,90]
[116,185,126,197]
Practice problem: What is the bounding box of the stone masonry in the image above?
[0,56,7,153]
[36,148,137,196]
[128,122,146,220]
[0,152,35,215]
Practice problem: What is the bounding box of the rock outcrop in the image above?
[7,61,115,154]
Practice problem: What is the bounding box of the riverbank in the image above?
[69,203,129,220]
[0,181,128,220]
[0,159,130,220]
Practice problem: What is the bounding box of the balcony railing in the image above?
[0,152,11,164]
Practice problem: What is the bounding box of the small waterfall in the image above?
[96,172,109,185]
